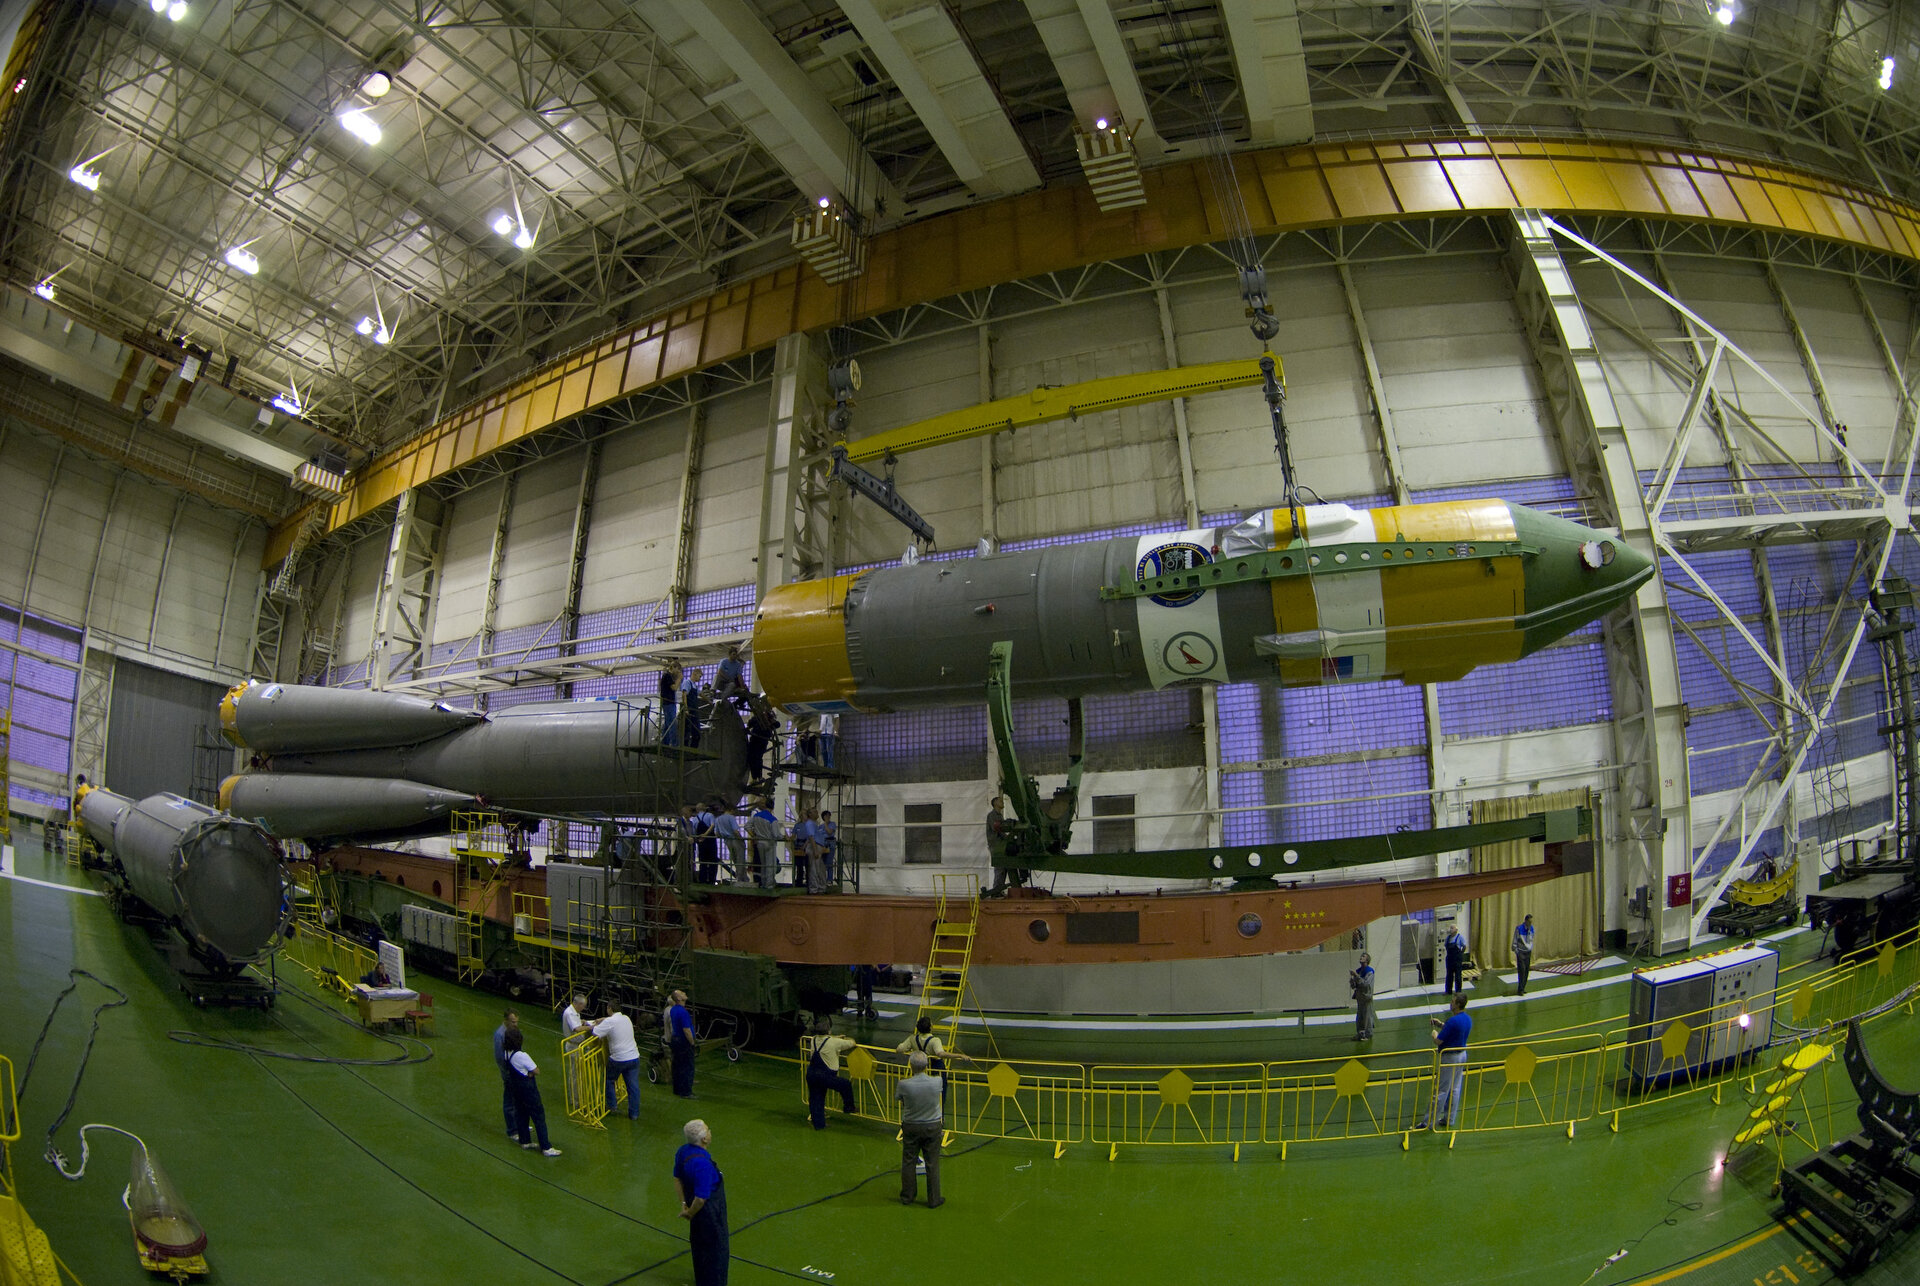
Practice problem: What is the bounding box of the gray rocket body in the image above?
[78,787,288,965]
[222,685,750,839]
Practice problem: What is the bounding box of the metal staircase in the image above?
[916,873,981,1050]
[1728,1034,1837,1188]
[453,811,514,984]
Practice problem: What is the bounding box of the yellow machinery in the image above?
[453,812,514,984]
[0,1053,70,1285]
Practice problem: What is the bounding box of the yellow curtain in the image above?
[1468,787,1596,970]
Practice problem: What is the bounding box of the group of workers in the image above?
[1347,911,1541,1133]
[676,799,839,891]
[655,649,840,780]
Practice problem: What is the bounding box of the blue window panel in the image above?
[1279,682,1425,756]
[8,722,70,774]
[1215,683,1277,763]
[1694,825,1786,879]
[1083,688,1205,770]
[8,783,64,810]
[684,584,754,638]
[1437,640,1612,737]
[1673,628,1774,709]
[842,705,987,784]
[1662,550,1764,621]
[488,684,559,708]
[571,673,654,701]
[1224,755,1431,846]
[1686,705,1772,795]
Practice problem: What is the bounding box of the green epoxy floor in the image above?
[5,830,1920,1286]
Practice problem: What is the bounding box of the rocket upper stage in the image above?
[220,682,750,841]
[753,498,1654,713]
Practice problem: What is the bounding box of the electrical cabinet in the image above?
[1626,943,1777,1088]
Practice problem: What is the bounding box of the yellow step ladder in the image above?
[916,873,981,1050]
[453,812,513,984]
[1727,1036,1836,1188]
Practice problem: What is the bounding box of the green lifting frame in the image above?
[986,641,1083,869]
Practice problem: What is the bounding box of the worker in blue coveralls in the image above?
[668,988,698,1099]
[1418,994,1473,1131]
[1443,924,1469,995]
[675,1118,728,1286]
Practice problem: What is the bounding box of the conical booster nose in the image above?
[1508,505,1655,655]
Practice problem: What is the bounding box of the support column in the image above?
[1509,211,1693,952]
[668,396,709,631]
[367,489,446,691]
[755,332,835,600]
[978,323,999,553]
[556,441,604,699]
[1157,283,1221,847]
[474,474,517,712]
[145,493,188,651]
[1334,258,1451,864]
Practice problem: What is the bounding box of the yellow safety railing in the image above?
[0,1053,78,1286]
[281,920,378,999]
[561,1034,610,1131]
[794,922,1920,1160]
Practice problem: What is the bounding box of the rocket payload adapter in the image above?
[752,497,1654,712]
[218,682,750,841]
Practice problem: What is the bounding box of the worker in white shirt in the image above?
[503,1028,560,1156]
[562,994,589,1038]
[590,1004,642,1122]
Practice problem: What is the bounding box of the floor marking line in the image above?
[0,870,102,897]
[1618,1219,1790,1286]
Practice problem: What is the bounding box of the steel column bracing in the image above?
[755,331,833,600]
[145,493,188,652]
[473,472,517,713]
[667,395,707,634]
[1333,249,1448,870]
[1155,281,1219,849]
[1536,217,1915,943]
[555,440,603,700]
[69,640,111,792]
[1508,210,1692,951]
[365,488,444,691]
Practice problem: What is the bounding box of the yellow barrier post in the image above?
[564,1035,610,1130]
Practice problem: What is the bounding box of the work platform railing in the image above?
[0,1053,79,1286]
[802,926,1920,1160]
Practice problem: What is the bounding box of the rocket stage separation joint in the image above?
[752,497,1653,713]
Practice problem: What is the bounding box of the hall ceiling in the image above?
[1,1,1915,458]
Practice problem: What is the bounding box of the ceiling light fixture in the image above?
[166,1,188,20]
[338,109,381,145]
[818,196,832,209]
[492,213,515,236]
[362,71,392,99]
[12,78,26,94]
[1095,116,1109,130]
[513,225,534,250]
[272,392,302,416]
[1881,57,1896,90]
[67,164,101,190]
[33,280,56,301]
[224,245,260,275]
[356,316,375,335]
[1712,2,1734,24]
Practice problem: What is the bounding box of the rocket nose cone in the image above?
[1508,504,1654,653]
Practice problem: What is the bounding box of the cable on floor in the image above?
[1577,1160,1719,1284]
[15,968,130,1171]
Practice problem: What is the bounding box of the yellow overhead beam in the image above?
[268,135,1920,567]
[840,354,1276,463]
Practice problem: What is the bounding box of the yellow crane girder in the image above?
[838,353,1281,463]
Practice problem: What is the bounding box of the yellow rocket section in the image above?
[1267,499,1525,685]
[752,572,867,708]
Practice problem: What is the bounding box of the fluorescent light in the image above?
[374,326,390,345]
[362,71,392,99]
[513,226,534,249]
[224,246,259,275]
[338,109,381,145]
[149,0,166,11]
[67,165,101,190]
[817,196,831,209]
[33,281,55,301]
[356,316,375,335]
[168,1,187,20]
[1881,57,1896,90]
[272,393,301,416]
[1713,2,1734,24]
[1094,116,1109,130]
[492,213,515,236]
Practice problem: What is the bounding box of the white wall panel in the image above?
[690,385,779,592]
[581,411,686,613]
[1854,278,1917,476]
[91,486,173,644]
[495,451,588,631]
[1777,267,1897,471]
[1661,257,1824,463]
[333,534,384,669]
[432,478,507,645]
[1573,253,1722,472]
[150,507,241,656]
[10,449,114,623]
[1361,255,1559,487]
[0,433,58,605]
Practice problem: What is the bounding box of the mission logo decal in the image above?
[1162,631,1218,677]
[1136,541,1213,607]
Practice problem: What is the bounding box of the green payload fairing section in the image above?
[752,498,1653,712]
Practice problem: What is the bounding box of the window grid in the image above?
[1437,641,1612,737]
